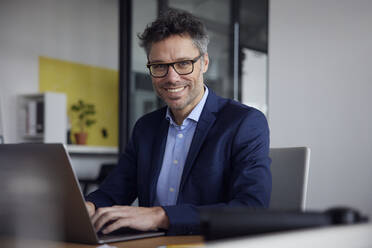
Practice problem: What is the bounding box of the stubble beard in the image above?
[153,80,193,111]
[154,79,203,112]
[153,66,205,111]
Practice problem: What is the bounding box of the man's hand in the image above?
[91,206,169,234]
[85,201,96,217]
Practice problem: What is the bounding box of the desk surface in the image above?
[1,235,204,248]
[3,224,372,247]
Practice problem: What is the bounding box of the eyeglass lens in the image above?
[150,61,193,77]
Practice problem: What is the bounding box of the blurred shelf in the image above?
[66,145,118,155]
[23,134,44,139]
[18,92,67,143]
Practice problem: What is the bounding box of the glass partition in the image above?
[129,0,158,133]
[239,0,269,115]
[168,0,234,99]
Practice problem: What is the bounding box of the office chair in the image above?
[269,147,310,211]
[79,163,116,195]
[201,147,370,241]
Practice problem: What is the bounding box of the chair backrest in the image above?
[269,147,310,211]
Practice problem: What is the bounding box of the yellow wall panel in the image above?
[39,56,118,147]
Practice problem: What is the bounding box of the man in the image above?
[85,8,271,235]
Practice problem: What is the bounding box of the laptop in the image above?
[0,143,164,244]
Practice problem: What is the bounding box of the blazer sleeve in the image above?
[163,109,271,235]
[85,124,139,208]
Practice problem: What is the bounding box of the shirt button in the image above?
[169,187,175,192]
[177,133,184,138]
[173,160,178,165]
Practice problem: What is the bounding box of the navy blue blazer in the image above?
[86,90,271,235]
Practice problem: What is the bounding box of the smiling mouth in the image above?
[166,86,186,93]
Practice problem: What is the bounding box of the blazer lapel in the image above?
[178,91,219,193]
[149,111,169,206]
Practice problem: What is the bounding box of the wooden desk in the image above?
[1,235,204,248]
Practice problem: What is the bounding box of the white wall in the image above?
[0,0,118,143]
[0,0,119,178]
[269,0,372,217]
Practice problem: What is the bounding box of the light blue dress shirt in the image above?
[155,87,209,206]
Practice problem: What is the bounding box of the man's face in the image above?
[148,34,209,113]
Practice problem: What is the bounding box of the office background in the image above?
[269,0,372,216]
[0,0,371,221]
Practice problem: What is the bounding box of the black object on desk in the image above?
[200,207,369,241]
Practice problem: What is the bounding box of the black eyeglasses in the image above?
[146,54,203,78]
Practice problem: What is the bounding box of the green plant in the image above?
[70,100,96,133]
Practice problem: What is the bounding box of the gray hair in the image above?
[138,8,209,57]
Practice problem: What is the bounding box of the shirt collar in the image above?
[166,86,209,126]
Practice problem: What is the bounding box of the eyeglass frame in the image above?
[146,54,203,78]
